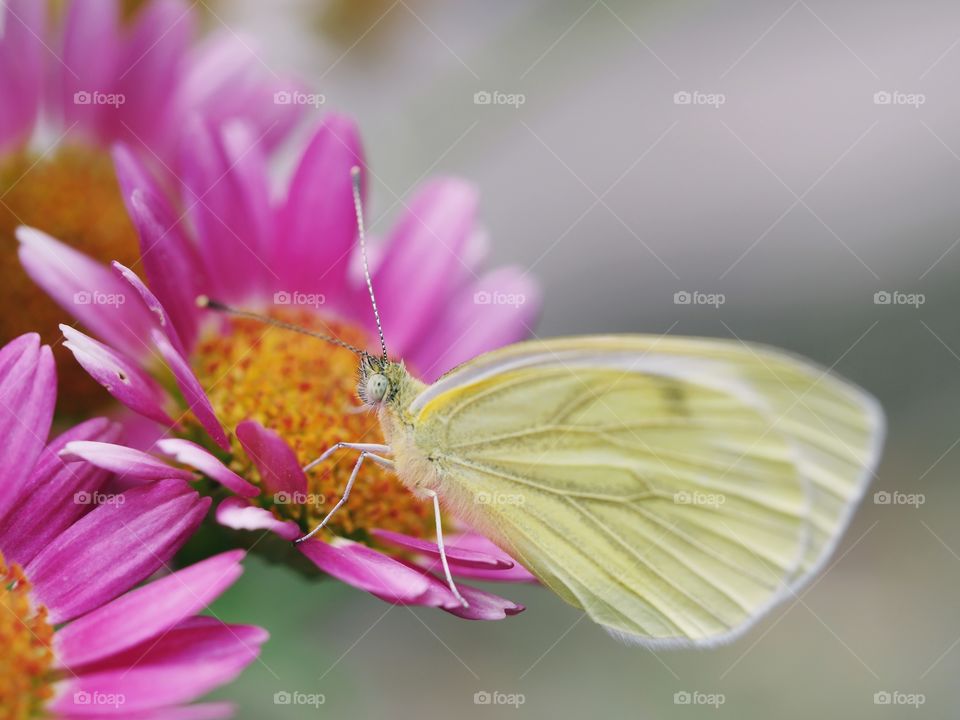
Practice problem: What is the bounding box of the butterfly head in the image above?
[358,353,407,407]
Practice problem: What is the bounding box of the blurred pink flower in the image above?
[0,333,266,718]
[17,113,540,620]
[0,0,302,411]
[0,0,301,160]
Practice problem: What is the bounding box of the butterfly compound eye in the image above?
[366,373,390,403]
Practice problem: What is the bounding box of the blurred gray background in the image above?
[198,1,960,717]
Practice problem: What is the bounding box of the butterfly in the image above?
[200,167,884,647]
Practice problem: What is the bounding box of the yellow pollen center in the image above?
[0,552,55,719]
[0,144,139,416]
[192,311,433,540]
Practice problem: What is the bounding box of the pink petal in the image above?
[0,418,119,567]
[25,478,210,623]
[443,582,525,621]
[113,409,170,452]
[0,0,44,150]
[430,533,537,583]
[113,261,188,356]
[215,497,299,540]
[393,559,525,619]
[55,550,245,668]
[0,331,36,376]
[411,266,541,381]
[116,0,196,156]
[371,528,513,570]
[177,32,303,152]
[297,539,433,603]
[0,333,55,521]
[60,441,195,483]
[375,558,524,619]
[274,114,364,300]
[59,0,122,142]
[235,420,306,496]
[179,119,273,305]
[157,439,259,498]
[371,178,478,357]
[61,325,176,427]
[51,618,267,713]
[17,226,157,360]
[150,327,229,451]
[122,190,205,351]
[112,141,165,202]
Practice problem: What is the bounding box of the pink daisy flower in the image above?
[0,333,267,717]
[0,0,302,409]
[17,112,540,620]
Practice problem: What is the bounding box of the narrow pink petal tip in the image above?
[60,324,176,427]
[297,539,433,604]
[215,497,299,540]
[235,420,307,496]
[150,327,229,451]
[59,440,195,483]
[157,438,259,498]
[17,226,157,360]
[371,528,513,570]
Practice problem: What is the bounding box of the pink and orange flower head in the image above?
[0,333,266,718]
[18,111,541,620]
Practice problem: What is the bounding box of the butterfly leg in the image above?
[426,489,470,609]
[294,450,394,544]
[302,442,392,472]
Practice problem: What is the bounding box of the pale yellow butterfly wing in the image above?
[404,336,883,646]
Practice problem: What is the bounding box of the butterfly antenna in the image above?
[196,296,367,357]
[351,166,388,362]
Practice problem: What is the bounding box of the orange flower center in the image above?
[0,552,55,719]
[192,310,433,541]
[0,144,139,416]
